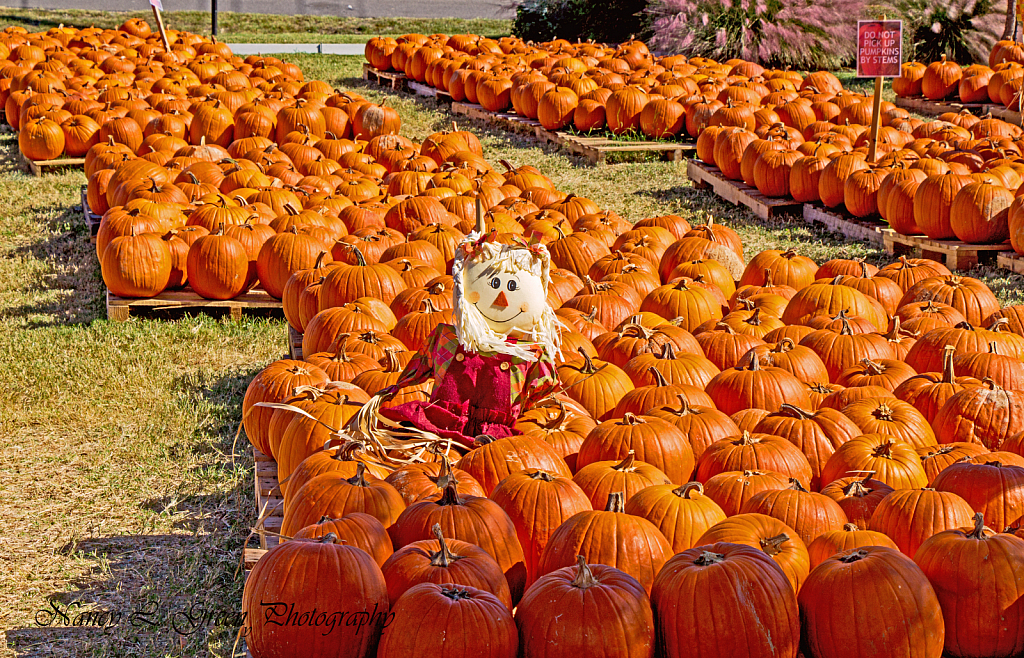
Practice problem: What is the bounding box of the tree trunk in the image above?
[1004,0,1018,40]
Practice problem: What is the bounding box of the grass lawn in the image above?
[0,8,512,43]
[2,51,1024,658]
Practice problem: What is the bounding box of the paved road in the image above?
[9,0,515,19]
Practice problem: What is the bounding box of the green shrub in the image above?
[513,0,651,44]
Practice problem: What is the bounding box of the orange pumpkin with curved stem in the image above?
[869,487,975,558]
[695,512,810,593]
[933,379,1024,449]
[705,353,811,415]
[696,431,813,488]
[820,435,928,491]
[819,475,895,528]
[739,478,848,545]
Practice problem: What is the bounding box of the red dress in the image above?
[378,324,559,446]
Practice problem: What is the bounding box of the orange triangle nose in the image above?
[492,291,509,308]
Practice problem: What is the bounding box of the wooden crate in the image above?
[987,105,1023,124]
[894,96,986,117]
[105,287,283,321]
[802,204,889,247]
[997,251,1024,275]
[19,151,85,176]
[407,80,452,102]
[450,100,695,165]
[881,232,1010,271]
[686,160,802,220]
[361,62,407,91]
[287,324,303,360]
[81,185,101,241]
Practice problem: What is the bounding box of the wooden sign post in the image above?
[150,0,171,50]
[857,19,902,163]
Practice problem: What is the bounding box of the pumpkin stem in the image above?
[647,366,670,388]
[982,377,1002,391]
[437,478,463,506]
[787,478,808,492]
[843,523,860,531]
[658,342,677,360]
[612,451,637,472]
[860,358,885,376]
[345,462,370,487]
[940,345,956,383]
[694,550,724,566]
[604,491,625,512]
[527,470,556,482]
[382,347,402,373]
[737,430,757,446]
[838,549,869,563]
[319,532,338,544]
[988,317,1011,333]
[577,347,598,374]
[673,481,703,498]
[779,403,813,419]
[429,523,464,567]
[745,307,763,326]
[350,246,368,267]
[760,532,789,556]
[964,513,987,539]
[988,341,1000,355]
[570,555,600,589]
[872,440,894,458]
[747,351,761,371]
[433,455,456,490]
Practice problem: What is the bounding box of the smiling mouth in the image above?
[476,304,523,324]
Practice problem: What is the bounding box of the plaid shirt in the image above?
[386,324,560,410]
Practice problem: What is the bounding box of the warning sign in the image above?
[856,20,902,78]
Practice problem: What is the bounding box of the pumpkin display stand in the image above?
[407,79,452,102]
[801,203,890,247]
[105,286,283,322]
[80,185,101,241]
[987,104,1023,124]
[687,160,803,221]
[361,62,407,91]
[17,149,85,177]
[893,95,988,118]
[997,251,1024,274]
[880,231,1010,271]
[449,100,697,165]
[287,325,303,361]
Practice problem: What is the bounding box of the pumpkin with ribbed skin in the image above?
[841,398,937,449]
[19,116,64,161]
[652,542,799,658]
[932,460,1024,532]
[388,480,527,603]
[799,546,944,658]
[256,227,332,299]
[489,469,591,588]
[820,435,928,490]
[538,491,671,595]
[517,556,655,658]
[739,478,848,545]
[282,463,406,535]
[647,397,739,460]
[702,469,790,517]
[782,278,887,331]
[915,513,1024,658]
[914,172,974,240]
[899,275,1000,326]
[807,523,899,568]
[572,452,672,510]
[753,404,862,490]
[640,279,723,332]
[242,535,388,658]
[705,353,812,415]
[949,180,1014,244]
[378,582,516,658]
[695,512,810,593]
[457,434,571,496]
[291,512,393,566]
[917,443,990,485]
[558,348,635,421]
[101,230,173,298]
[799,320,895,383]
[894,345,981,424]
[606,87,649,135]
[624,482,726,553]
[696,431,813,489]
[384,459,485,506]
[577,413,694,484]
[932,379,1024,450]
[380,523,511,609]
[820,475,895,528]
[186,229,250,300]
[869,487,975,558]
[739,248,818,290]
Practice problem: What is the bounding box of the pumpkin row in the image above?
[892,41,1024,108]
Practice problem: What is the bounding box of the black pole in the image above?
[212,0,218,36]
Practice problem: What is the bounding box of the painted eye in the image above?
[507,280,518,291]
[489,277,501,289]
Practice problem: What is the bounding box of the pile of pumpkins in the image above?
[893,39,1024,109]
[0,21,421,301]
[241,142,1024,657]
[364,34,1024,251]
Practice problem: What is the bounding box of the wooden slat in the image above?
[20,152,86,176]
[361,62,407,91]
[287,325,303,360]
[802,204,888,246]
[106,287,283,321]
[998,251,1024,275]
[882,232,1009,271]
[894,95,986,117]
[686,160,802,220]
[81,185,100,242]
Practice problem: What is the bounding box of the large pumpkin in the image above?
[652,543,799,658]
[798,546,944,658]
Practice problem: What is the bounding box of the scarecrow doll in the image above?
[346,228,562,453]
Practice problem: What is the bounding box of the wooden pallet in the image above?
[997,251,1024,274]
[686,160,803,220]
[802,204,889,246]
[450,100,695,164]
[81,185,100,241]
[408,80,452,102]
[287,324,303,360]
[881,232,1010,270]
[987,104,1024,125]
[894,96,987,117]
[19,151,85,176]
[361,62,407,91]
[105,287,283,321]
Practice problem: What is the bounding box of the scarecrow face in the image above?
[463,255,547,335]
